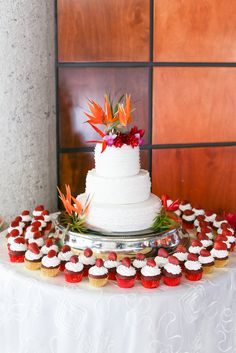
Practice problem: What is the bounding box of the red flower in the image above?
[224,212,236,228]
[130,126,145,137]
[113,135,123,148]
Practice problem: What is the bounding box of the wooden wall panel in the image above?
[154,0,236,62]
[152,147,236,213]
[153,67,236,144]
[58,0,150,62]
[59,67,149,148]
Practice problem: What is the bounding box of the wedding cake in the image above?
[76,94,162,233]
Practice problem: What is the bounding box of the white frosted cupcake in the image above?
[28,231,44,248]
[179,200,192,212]
[20,210,32,226]
[116,257,136,288]
[173,245,188,267]
[154,248,169,269]
[79,248,96,277]
[64,255,84,283]
[7,220,24,236]
[9,237,27,263]
[188,240,203,256]
[58,245,74,271]
[25,243,43,270]
[33,205,44,217]
[211,242,229,268]
[104,252,120,280]
[204,211,217,224]
[141,259,161,288]
[194,215,205,228]
[184,253,203,281]
[88,259,108,287]
[197,232,213,250]
[198,249,215,274]
[192,206,205,217]
[41,249,60,277]
[132,253,147,280]
[213,216,228,229]
[162,256,182,286]
[41,238,58,255]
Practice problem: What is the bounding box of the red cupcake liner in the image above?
[163,276,181,286]
[108,271,117,281]
[9,253,25,263]
[116,277,135,288]
[64,272,83,283]
[135,270,141,280]
[83,267,90,277]
[141,278,160,289]
[185,272,202,281]
[59,262,66,272]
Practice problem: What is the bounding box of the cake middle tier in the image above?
[86,169,151,204]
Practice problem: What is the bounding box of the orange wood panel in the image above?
[153,67,236,144]
[58,0,150,62]
[154,0,236,62]
[59,67,149,148]
[152,147,236,213]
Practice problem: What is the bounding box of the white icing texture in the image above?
[173,252,188,262]
[164,263,181,275]
[198,255,214,264]
[89,266,108,276]
[42,255,60,267]
[58,251,74,262]
[79,254,96,266]
[184,260,202,271]
[41,244,58,255]
[65,261,83,272]
[10,242,27,252]
[28,237,44,247]
[188,246,203,254]
[116,265,136,277]
[25,250,43,261]
[141,265,161,277]
[211,249,228,259]
[133,259,147,269]
[104,260,120,269]
[154,256,168,268]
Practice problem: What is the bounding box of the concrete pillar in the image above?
[0,1,57,221]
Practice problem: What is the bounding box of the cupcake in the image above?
[64,255,84,283]
[196,221,211,233]
[198,249,215,274]
[32,216,47,235]
[211,241,229,268]
[201,226,214,240]
[132,253,147,280]
[25,225,40,240]
[182,210,195,229]
[41,249,60,277]
[14,216,25,228]
[204,211,217,224]
[31,220,43,231]
[217,223,234,235]
[7,229,20,250]
[154,248,169,269]
[188,239,203,256]
[179,200,192,213]
[173,245,188,269]
[194,215,205,228]
[7,220,24,236]
[25,243,43,270]
[213,216,228,230]
[141,259,161,289]
[42,210,53,234]
[104,252,120,280]
[28,231,44,248]
[58,245,73,271]
[197,232,213,250]
[116,257,136,288]
[215,235,231,251]
[184,253,203,281]
[78,248,96,277]
[192,206,205,217]
[88,258,108,287]
[162,256,182,286]
[221,229,235,252]
[33,204,44,217]
[9,237,27,263]
[41,238,58,255]
[20,210,32,227]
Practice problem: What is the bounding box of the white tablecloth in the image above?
[1,231,236,353]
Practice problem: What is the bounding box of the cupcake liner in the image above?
[214,259,229,268]
[64,272,83,283]
[202,265,214,274]
[185,272,203,281]
[25,260,41,270]
[59,262,66,272]
[88,277,108,287]
[116,277,135,288]
[41,266,60,277]
[108,271,117,281]
[141,278,160,289]
[163,276,181,286]
[9,253,25,263]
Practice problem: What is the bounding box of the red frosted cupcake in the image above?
[104,252,120,280]
[141,259,161,289]
[188,239,203,257]
[33,204,44,217]
[64,255,84,283]
[184,253,203,281]
[173,245,188,269]
[58,245,73,271]
[162,256,182,286]
[78,248,96,277]
[116,257,136,288]
[197,232,213,250]
[182,210,195,229]
[9,237,27,263]
[132,253,147,280]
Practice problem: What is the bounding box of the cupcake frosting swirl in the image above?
[42,255,60,267]
[41,244,58,255]
[104,260,120,269]
[164,263,181,274]
[28,237,44,247]
[182,214,195,222]
[200,239,213,248]
[89,265,108,276]
[174,252,188,262]
[79,254,96,266]
[25,250,43,261]
[116,264,136,277]
[10,242,27,252]
[184,260,202,270]
[198,255,214,264]
[211,249,228,259]
[154,256,168,268]
[133,258,147,269]
[21,214,32,222]
[58,250,74,262]
[65,261,83,272]
[188,245,203,254]
[141,265,161,277]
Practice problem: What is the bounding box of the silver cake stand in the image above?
[54,215,189,259]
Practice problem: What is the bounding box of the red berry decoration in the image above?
[33,231,42,239]
[61,245,71,253]
[30,226,39,232]
[14,216,23,222]
[215,235,227,243]
[28,243,40,254]
[147,259,156,267]
[70,255,78,263]
[200,249,211,257]
[47,249,56,258]
[22,210,30,215]
[108,252,117,261]
[187,253,198,261]
[45,238,54,247]
[196,215,205,221]
[221,223,230,230]
[14,237,25,244]
[10,221,20,227]
[10,229,20,237]
[34,216,44,221]
[197,232,208,241]
[122,257,131,267]
[42,210,49,216]
[158,248,169,258]
[95,258,103,267]
[222,229,233,237]
[136,253,145,261]
[35,205,44,211]
[31,221,41,228]
[84,248,92,257]
[168,255,179,265]
[215,215,224,222]
[183,210,194,216]
[176,245,187,253]
[214,241,227,251]
[191,239,202,247]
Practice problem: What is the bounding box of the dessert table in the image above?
[1,231,236,353]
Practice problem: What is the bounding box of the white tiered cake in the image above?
[77,143,162,233]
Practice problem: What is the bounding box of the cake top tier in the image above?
[95,143,140,178]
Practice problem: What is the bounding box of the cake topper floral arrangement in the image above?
[152,195,180,232]
[58,185,92,233]
[84,94,145,152]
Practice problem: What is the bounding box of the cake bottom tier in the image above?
[77,193,162,233]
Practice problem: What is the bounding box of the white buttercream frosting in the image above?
[21,214,32,222]
[7,236,20,245]
[41,244,58,255]
[104,260,120,269]
[116,265,136,277]
[133,258,147,269]
[58,250,74,262]
[205,214,216,223]
[33,210,43,217]
[198,255,214,264]
[217,227,234,235]
[188,245,203,254]
[211,249,228,259]
[179,203,191,212]
[25,227,38,239]
[42,255,60,267]
[182,214,195,222]
[193,208,205,216]
[173,252,188,262]
[200,239,213,248]
[141,265,161,277]
[184,260,202,271]
[43,214,51,222]
[175,209,182,217]
[226,235,235,243]
[79,254,96,266]
[25,250,43,261]
[213,219,227,228]
[7,226,23,235]
[32,219,46,228]
[95,144,140,178]
[164,263,181,275]
[89,266,108,276]
[28,237,44,247]
[65,261,83,272]
[194,219,201,227]
[205,231,214,240]
[10,242,27,252]
[154,256,168,268]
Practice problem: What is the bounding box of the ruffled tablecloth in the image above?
[1,231,236,353]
